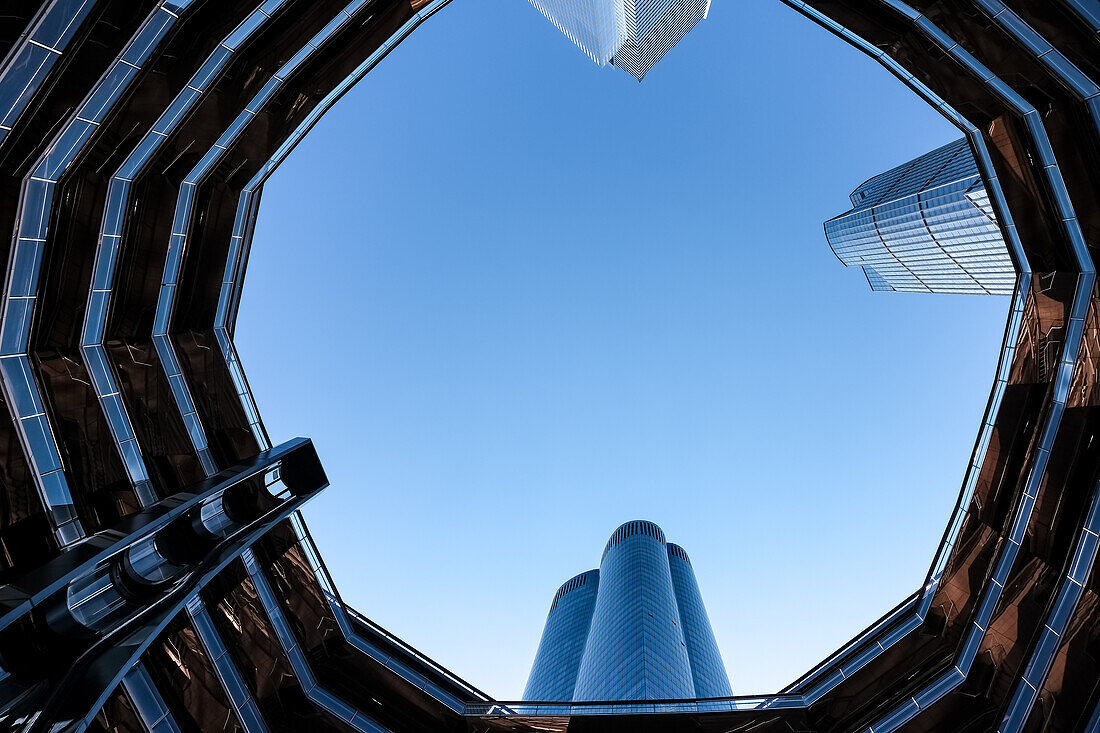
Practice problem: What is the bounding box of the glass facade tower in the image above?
[824,137,1014,294]
[611,0,711,80]
[524,521,731,701]
[525,0,630,66]
[522,570,600,701]
[668,543,734,698]
[524,0,710,79]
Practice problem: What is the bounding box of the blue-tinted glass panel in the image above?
[0,357,43,418]
[82,63,135,121]
[224,11,266,50]
[121,9,176,66]
[9,238,44,299]
[0,45,53,128]
[31,0,96,48]
[1,299,33,355]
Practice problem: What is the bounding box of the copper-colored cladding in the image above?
[0,0,1098,731]
[251,521,472,730]
[144,617,244,732]
[88,689,146,733]
[199,560,358,732]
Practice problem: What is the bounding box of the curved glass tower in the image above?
[523,569,601,701]
[824,137,1013,295]
[667,543,733,698]
[525,520,730,701]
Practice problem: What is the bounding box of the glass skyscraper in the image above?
[524,521,732,701]
[825,138,1014,295]
[525,0,710,79]
[522,570,600,701]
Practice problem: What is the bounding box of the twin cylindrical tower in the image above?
[523,520,731,701]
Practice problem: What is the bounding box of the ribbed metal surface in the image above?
[1,1,1099,731]
[611,0,708,79]
[524,0,708,79]
[526,0,629,65]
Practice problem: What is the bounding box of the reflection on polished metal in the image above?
[0,0,1098,731]
[826,138,1015,295]
[525,0,710,79]
[0,0,101,148]
[524,522,731,702]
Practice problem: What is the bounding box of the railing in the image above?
[288,514,489,711]
[0,437,323,637]
[463,694,808,716]
[15,440,327,732]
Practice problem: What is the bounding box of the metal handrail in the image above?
[21,467,324,732]
[0,437,317,633]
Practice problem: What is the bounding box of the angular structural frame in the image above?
[0,1,1097,732]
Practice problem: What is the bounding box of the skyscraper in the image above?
[524,521,732,701]
[522,570,600,701]
[825,137,1014,295]
[668,542,732,699]
[525,0,711,80]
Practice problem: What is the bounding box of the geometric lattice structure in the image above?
[825,138,1015,294]
[0,4,491,732]
[525,0,631,67]
[524,522,731,702]
[1,1,1100,732]
[525,0,710,79]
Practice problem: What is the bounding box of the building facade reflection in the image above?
[825,138,1014,295]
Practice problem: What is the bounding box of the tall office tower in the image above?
[610,0,711,80]
[825,137,1014,295]
[522,570,600,701]
[667,543,734,698]
[525,521,731,701]
[525,0,710,80]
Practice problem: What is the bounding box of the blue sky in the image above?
[236,0,1009,699]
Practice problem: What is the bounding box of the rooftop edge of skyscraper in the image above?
[525,520,731,702]
[824,137,1015,295]
[524,0,710,80]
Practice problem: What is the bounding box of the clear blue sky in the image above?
[236,0,1009,699]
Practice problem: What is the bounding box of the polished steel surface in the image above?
[0,1,1097,731]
